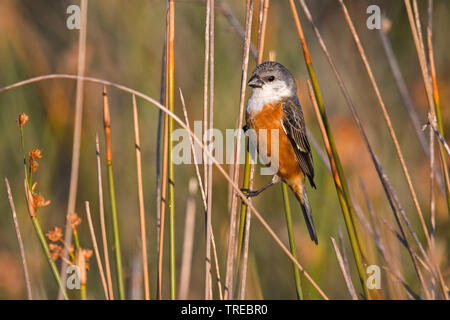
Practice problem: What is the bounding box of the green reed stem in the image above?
[237,141,252,271]
[31,217,68,300]
[289,0,369,299]
[167,0,176,300]
[281,183,303,300]
[80,283,86,300]
[103,87,125,300]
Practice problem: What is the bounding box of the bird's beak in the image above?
[248,75,263,88]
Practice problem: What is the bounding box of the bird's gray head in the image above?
[247,61,296,99]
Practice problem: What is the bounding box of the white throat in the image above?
[246,80,294,115]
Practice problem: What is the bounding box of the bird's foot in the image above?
[238,188,260,199]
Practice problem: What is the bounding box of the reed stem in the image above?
[103,87,125,300]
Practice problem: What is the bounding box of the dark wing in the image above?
[281,96,316,188]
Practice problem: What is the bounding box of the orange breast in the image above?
[246,102,304,183]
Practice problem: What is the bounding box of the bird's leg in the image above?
[240,175,281,198]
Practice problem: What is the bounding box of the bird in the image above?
[243,61,318,244]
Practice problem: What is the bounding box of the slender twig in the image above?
[0,73,330,300]
[224,0,254,300]
[103,86,125,299]
[84,201,108,299]
[95,133,114,299]
[5,178,32,300]
[59,0,88,300]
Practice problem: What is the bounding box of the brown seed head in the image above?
[32,193,51,211]
[29,149,42,173]
[46,227,63,242]
[67,212,82,229]
[49,243,63,261]
[17,113,29,128]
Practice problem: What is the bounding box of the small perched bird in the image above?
[244,61,318,244]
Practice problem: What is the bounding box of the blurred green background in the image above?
[0,0,449,299]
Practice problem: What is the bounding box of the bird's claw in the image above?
[238,188,259,200]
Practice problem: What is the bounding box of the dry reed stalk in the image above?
[331,237,357,300]
[238,0,270,300]
[132,95,150,300]
[103,86,125,299]
[180,89,223,299]
[84,201,109,299]
[299,0,433,295]
[95,134,114,299]
[59,0,88,299]
[407,0,450,215]
[339,0,429,248]
[338,0,450,299]
[211,232,223,300]
[157,5,170,300]
[202,0,214,300]
[179,178,198,300]
[5,177,32,300]
[224,0,254,300]
[0,73,329,300]
[155,26,167,290]
[167,0,176,300]
[206,0,215,299]
[216,0,258,60]
[402,0,449,298]
[290,0,369,298]
[339,0,429,244]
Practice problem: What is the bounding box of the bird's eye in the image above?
[268,76,275,82]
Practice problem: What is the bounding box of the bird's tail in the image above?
[293,185,318,245]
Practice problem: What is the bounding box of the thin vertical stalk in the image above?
[298,0,433,297]
[180,89,223,299]
[203,0,212,300]
[224,0,254,300]
[238,0,277,301]
[155,30,167,294]
[103,86,125,300]
[282,182,303,299]
[59,0,88,299]
[207,0,215,299]
[179,178,197,300]
[290,0,369,298]
[157,9,169,297]
[5,178,32,300]
[407,0,450,215]
[85,201,109,299]
[132,95,150,300]
[167,0,176,300]
[342,0,448,299]
[1,73,328,300]
[24,181,68,300]
[95,133,114,299]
